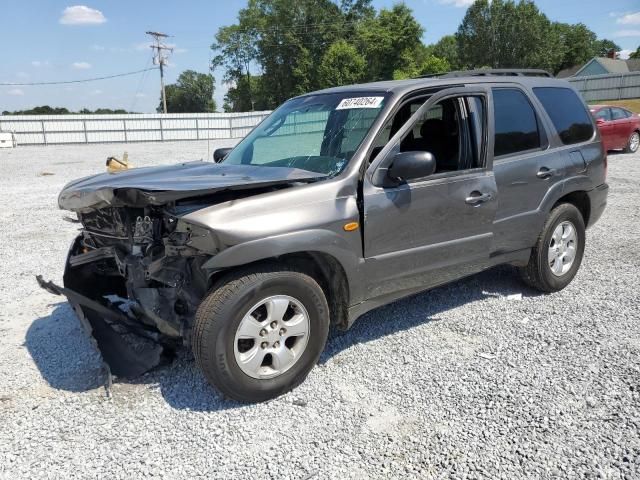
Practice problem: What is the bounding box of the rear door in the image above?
[494,86,597,253]
[491,86,565,253]
[362,86,497,299]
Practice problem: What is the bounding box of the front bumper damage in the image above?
[36,275,164,379]
[38,161,324,384]
[37,209,215,381]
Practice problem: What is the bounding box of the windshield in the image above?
[223,92,388,176]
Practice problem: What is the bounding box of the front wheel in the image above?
[192,264,330,403]
[519,203,586,292]
[624,131,640,153]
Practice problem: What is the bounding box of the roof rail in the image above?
[421,69,553,79]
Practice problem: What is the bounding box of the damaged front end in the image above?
[38,162,324,380]
[39,205,217,378]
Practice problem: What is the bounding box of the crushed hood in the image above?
[58,161,325,212]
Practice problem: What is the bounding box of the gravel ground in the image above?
[0,141,639,479]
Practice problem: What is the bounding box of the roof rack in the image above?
[421,69,553,79]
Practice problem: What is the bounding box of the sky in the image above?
[1,0,639,113]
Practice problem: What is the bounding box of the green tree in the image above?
[251,0,346,104]
[456,0,620,74]
[3,106,69,115]
[211,21,259,111]
[393,48,449,79]
[212,0,427,106]
[553,24,622,72]
[593,39,621,58]
[420,55,450,76]
[318,40,366,88]
[2,106,133,115]
[630,46,640,59]
[430,35,460,70]
[340,0,374,23]
[160,70,216,113]
[553,23,597,72]
[456,0,563,72]
[356,4,424,80]
[211,1,447,109]
[223,76,271,112]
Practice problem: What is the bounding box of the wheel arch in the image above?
[203,231,358,329]
[207,251,350,329]
[553,190,591,226]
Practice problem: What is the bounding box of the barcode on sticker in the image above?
[336,97,384,110]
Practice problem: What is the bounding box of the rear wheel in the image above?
[193,264,330,403]
[519,203,585,292]
[625,131,640,153]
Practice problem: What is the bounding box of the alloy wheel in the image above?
[548,220,578,277]
[233,295,310,379]
[630,132,640,153]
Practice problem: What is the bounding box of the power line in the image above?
[1,68,158,86]
[130,53,154,112]
[212,19,364,36]
[178,19,367,50]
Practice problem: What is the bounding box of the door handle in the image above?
[465,192,492,205]
[536,167,555,179]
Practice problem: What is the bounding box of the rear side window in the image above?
[611,108,627,120]
[533,87,594,145]
[492,88,541,157]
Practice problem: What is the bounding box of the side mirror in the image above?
[596,118,606,125]
[213,147,232,163]
[388,151,436,182]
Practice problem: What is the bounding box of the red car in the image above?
[590,105,640,153]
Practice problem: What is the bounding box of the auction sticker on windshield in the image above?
[336,97,384,110]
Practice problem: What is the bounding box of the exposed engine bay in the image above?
[71,205,216,338]
[39,205,217,378]
[37,161,325,379]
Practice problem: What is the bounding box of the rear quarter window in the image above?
[533,87,594,145]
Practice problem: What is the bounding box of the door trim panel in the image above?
[369,232,492,263]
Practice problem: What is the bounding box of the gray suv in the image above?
[39,70,609,402]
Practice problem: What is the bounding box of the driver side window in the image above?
[370,95,485,175]
[399,99,461,173]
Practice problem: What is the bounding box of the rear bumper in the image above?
[587,183,609,228]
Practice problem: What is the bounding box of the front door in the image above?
[362,87,497,300]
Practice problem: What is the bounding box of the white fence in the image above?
[0,111,271,146]
[568,72,640,102]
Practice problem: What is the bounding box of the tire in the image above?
[519,203,586,293]
[624,131,640,153]
[193,264,330,403]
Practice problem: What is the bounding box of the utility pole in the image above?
[146,31,173,114]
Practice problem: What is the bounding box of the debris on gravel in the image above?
[0,142,638,479]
